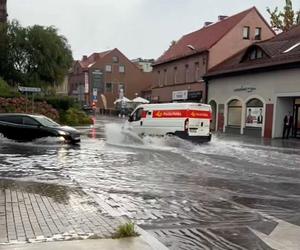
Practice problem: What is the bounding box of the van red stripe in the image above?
[152,110,211,119]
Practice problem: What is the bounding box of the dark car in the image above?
[0,113,81,144]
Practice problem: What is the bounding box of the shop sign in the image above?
[18,86,41,93]
[84,72,89,94]
[234,85,256,93]
[246,107,264,127]
[188,91,202,100]
[172,90,188,101]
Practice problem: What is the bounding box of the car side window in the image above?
[23,117,40,126]
[1,116,22,124]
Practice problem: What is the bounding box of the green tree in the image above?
[267,0,300,32]
[0,20,73,88]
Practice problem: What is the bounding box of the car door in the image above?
[22,116,43,140]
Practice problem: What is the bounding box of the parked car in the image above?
[127,102,212,143]
[0,113,81,144]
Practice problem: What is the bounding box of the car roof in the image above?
[139,103,211,109]
[0,113,45,119]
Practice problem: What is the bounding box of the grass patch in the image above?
[114,222,139,238]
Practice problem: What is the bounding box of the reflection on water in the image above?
[1,116,300,249]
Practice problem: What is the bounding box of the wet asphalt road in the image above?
[1,116,300,249]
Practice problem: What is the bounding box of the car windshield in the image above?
[34,116,60,127]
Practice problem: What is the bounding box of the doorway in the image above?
[294,102,300,138]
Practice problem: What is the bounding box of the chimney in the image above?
[218,15,228,21]
[204,21,213,27]
[82,55,88,61]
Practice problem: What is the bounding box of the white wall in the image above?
[208,68,300,138]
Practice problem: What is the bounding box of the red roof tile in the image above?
[155,7,256,65]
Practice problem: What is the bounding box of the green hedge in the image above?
[60,108,93,126]
[0,78,20,98]
[35,96,78,111]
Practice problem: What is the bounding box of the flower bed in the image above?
[0,97,59,121]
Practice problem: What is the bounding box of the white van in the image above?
[127,103,212,143]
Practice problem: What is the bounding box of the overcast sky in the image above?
[7,0,300,60]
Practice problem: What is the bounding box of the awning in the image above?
[132,97,150,104]
[114,97,132,105]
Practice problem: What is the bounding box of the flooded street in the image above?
[1,116,300,249]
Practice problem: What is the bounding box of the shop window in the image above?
[227,99,242,126]
[246,98,264,127]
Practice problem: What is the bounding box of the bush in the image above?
[35,96,78,111]
[114,222,139,238]
[0,97,59,121]
[0,78,20,98]
[60,108,93,126]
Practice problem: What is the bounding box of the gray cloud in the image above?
[7,0,300,60]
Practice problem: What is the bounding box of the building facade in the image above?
[0,0,7,23]
[205,24,300,138]
[152,7,275,104]
[68,48,153,110]
[132,58,154,72]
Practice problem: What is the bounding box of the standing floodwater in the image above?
[1,116,300,249]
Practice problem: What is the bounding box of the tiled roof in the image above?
[78,50,113,69]
[205,24,300,78]
[154,7,256,65]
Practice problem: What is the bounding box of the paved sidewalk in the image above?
[0,180,120,244]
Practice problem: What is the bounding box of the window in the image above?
[255,27,262,40]
[0,116,22,124]
[174,66,178,83]
[119,65,125,73]
[132,108,144,122]
[242,47,265,61]
[105,65,112,72]
[185,64,189,82]
[23,117,39,126]
[105,83,113,92]
[112,56,119,63]
[227,99,242,126]
[195,62,200,81]
[243,26,250,39]
[246,99,264,127]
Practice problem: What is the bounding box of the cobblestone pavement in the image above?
[1,116,300,249]
[0,180,121,244]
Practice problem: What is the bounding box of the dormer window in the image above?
[242,47,265,62]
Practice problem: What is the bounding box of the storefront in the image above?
[293,98,300,138]
[204,25,300,139]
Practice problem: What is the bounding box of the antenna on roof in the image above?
[187,45,196,50]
